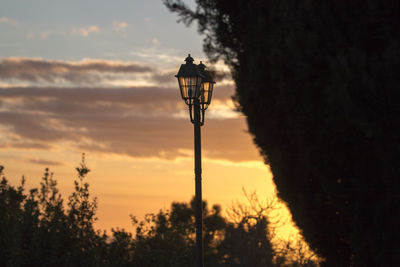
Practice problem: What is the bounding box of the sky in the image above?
[0,0,303,242]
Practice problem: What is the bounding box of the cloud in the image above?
[0,84,234,109]
[0,17,17,25]
[26,158,65,166]
[26,32,34,39]
[0,141,53,150]
[152,38,160,46]
[129,50,233,83]
[130,49,192,66]
[0,58,246,162]
[113,21,128,32]
[0,57,233,89]
[0,86,257,162]
[74,25,100,37]
[0,58,153,85]
[40,32,50,40]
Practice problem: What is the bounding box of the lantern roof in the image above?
[175,54,204,78]
[198,61,215,84]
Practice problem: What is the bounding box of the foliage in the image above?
[0,156,104,267]
[0,162,316,266]
[163,0,400,265]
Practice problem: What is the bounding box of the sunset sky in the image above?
[0,0,300,240]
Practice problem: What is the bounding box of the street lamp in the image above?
[175,54,215,267]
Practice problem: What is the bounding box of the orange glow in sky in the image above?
[0,56,309,251]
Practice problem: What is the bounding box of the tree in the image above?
[131,195,317,266]
[0,157,107,267]
[67,153,106,266]
[1,162,319,266]
[218,204,275,267]
[35,168,71,266]
[106,228,135,267]
[0,166,26,266]
[131,199,226,266]
[164,1,400,265]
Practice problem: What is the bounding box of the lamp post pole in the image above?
[175,54,215,267]
[193,97,203,267]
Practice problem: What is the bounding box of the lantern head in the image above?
[198,61,215,109]
[175,54,204,104]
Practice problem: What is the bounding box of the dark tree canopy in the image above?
[164,0,400,266]
[0,164,316,266]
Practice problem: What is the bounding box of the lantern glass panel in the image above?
[179,76,202,100]
[200,81,214,105]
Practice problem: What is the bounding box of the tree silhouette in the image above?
[0,162,317,266]
[164,0,400,265]
[0,157,106,267]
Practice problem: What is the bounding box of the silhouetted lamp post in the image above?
[175,54,215,267]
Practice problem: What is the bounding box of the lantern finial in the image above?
[185,54,194,64]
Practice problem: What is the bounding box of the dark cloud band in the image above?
[0,85,257,162]
[0,58,153,84]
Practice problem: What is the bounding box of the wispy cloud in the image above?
[26,32,34,39]
[152,38,160,46]
[25,158,65,166]
[0,57,247,162]
[0,17,17,25]
[130,49,185,66]
[0,58,153,86]
[0,140,53,150]
[129,50,233,84]
[73,25,100,37]
[40,31,50,40]
[113,21,128,32]
[0,85,254,162]
[0,57,231,87]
